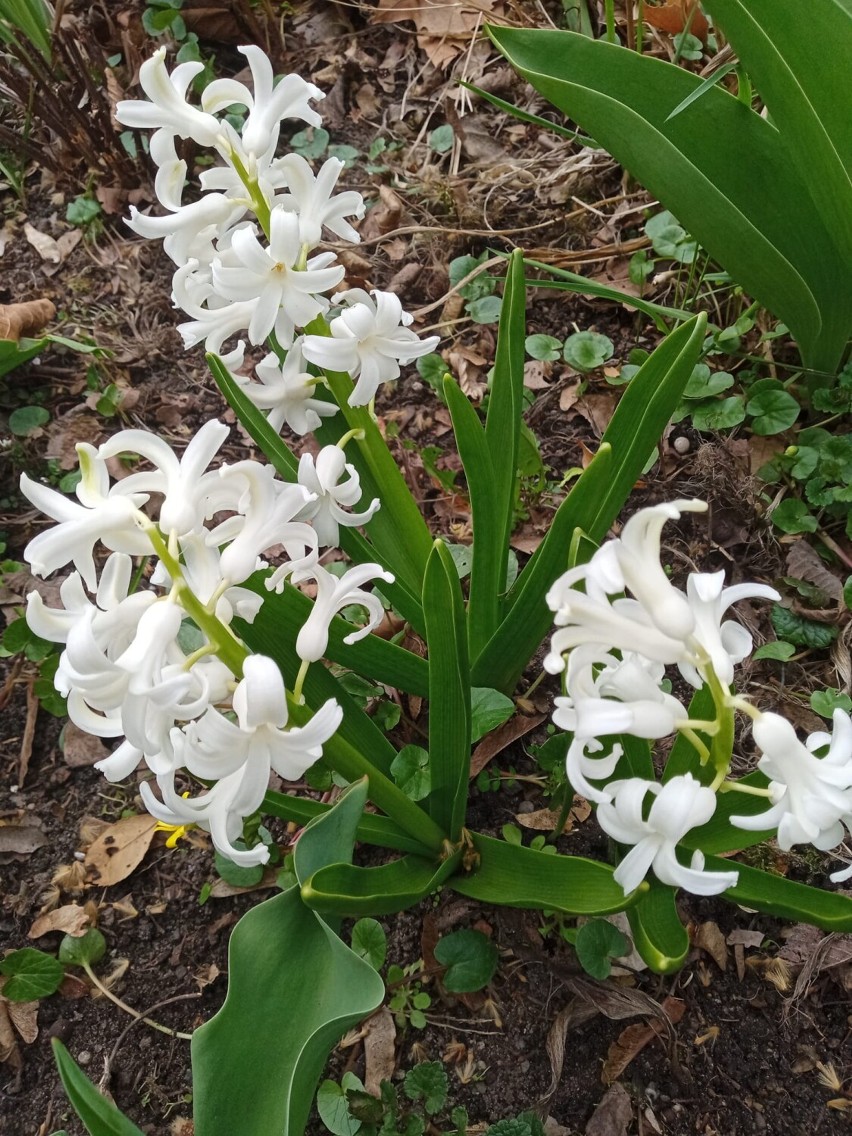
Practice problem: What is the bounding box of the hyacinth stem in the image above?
[145,526,249,678]
[719,780,772,798]
[227,147,271,234]
[703,661,736,786]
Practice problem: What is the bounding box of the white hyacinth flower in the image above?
[238,340,339,435]
[730,711,852,859]
[273,154,365,245]
[680,571,780,687]
[302,289,440,407]
[294,562,395,663]
[141,654,342,864]
[295,446,380,547]
[116,48,223,149]
[597,774,740,896]
[211,210,344,345]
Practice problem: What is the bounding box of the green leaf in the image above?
[690,396,745,431]
[350,918,387,971]
[403,1062,448,1115]
[291,126,329,158]
[470,687,515,742]
[706,855,852,930]
[562,330,613,371]
[525,333,562,361]
[214,848,264,888]
[9,404,49,435]
[0,336,48,377]
[0,948,64,1001]
[467,295,503,323]
[423,541,471,840]
[192,786,385,1136]
[452,832,635,914]
[573,919,629,980]
[52,1040,145,1135]
[434,928,499,992]
[390,745,431,802]
[262,788,434,857]
[58,929,106,968]
[66,195,101,227]
[449,253,496,300]
[810,688,852,718]
[770,605,838,649]
[769,499,818,534]
[746,388,800,435]
[626,884,689,974]
[682,364,733,398]
[753,640,795,661]
[645,210,698,263]
[317,1076,363,1136]
[429,123,455,152]
[302,850,462,918]
[489,25,850,371]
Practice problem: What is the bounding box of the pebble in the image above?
[673,436,691,454]
[77,1050,91,1066]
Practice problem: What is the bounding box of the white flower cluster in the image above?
[116,47,439,419]
[20,421,391,865]
[547,499,852,895]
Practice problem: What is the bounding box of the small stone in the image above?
[77,1050,91,1066]
[673,435,691,454]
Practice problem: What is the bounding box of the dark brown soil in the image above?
[1,4,851,1135]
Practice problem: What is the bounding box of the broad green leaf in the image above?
[706,856,852,930]
[451,832,635,915]
[489,26,850,371]
[52,1040,145,1136]
[525,333,562,361]
[434,929,499,992]
[9,404,49,435]
[753,640,795,661]
[214,848,264,888]
[470,687,515,742]
[302,849,462,917]
[574,918,630,979]
[0,948,63,1001]
[472,314,706,692]
[58,929,106,968]
[769,499,818,534]
[423,541,471,840]
[811,688,852,717]
[745,388,800,435]
[351,918,387,970]
[193,787,385,1136]
[317,1075,365,1136]
[562,330,613,371]
[704,0,852,271]
[770,605,838,650]
[690,396,745,431]
[391,744,431,801]
[626,884,690,974]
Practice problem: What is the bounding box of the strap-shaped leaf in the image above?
[626,883,690,974]
[451,832,636,915]
[192,786,385,1136]
[489,27,849,370]
[705,0,852,269]
[302,849,462,917]
[484,249,527,590]
[706,856,852,930]
[444,375,501,657]
[244,577,429,697]
[293,779,367,888]
[52,1040,145,1136]
[262,789,435,856]
[208,352,425,627]
[423,540,471,840]
[472,313,706,692]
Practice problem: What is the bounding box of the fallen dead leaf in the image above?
[5,998,38,1045]
[373,0,506,69]
[84,814,158,887]
[786,541,844,604]
[207,865,279,897]
[57,973,90,999]
[0,1002,19,1069]
[24,223,62,263]
[693,920,728,972]
[447,345,489,401]
[585,1083,633,1136]
[363,1007,397,1096]
[0,823,47,856]
[601,996,685,1084]
[91,957,130,997]
[60,722,111,768]
[469,712,546,778]
[643,0,709,41]
[193,963,220,991]
[28,904,91,939]
[516,798,591,834]
[0,298,55,341]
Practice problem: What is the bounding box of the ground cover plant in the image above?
[2,4,852,1135]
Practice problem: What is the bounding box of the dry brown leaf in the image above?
[84,814,158,887]
[6,999,38,1045]
[693,921,728,971]
[0,298,55,342]
[447,345,489,401]
[91,958,130,998]
[0,1003,21,1069]
[643,0,709,40]
[193,963,220,991]
[0,823,47,856]
[28,904,91,939]
[363,1007,397,1095]
[524,360,552,390]
[601,996,685,1084]
[61,722,112,768]
[585,1083,633,1136]
[516,798,591,834]
[24,223,62,263]
[469,712,546,778]
[207,865,279,897]
[372,0,505,69]
[786,541,844,604]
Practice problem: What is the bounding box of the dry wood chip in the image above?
[0,298,55,341]
[28,904,91,939]
[363,1007,397,1096]
[84,814,158,887]
[585,1083,633,1136]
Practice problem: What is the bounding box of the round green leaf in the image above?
[562,331,613,371]
[690,396,746,431]
[574,918,629,980]
[9,405,50,436]
[58,928,106,968]
[682,364,734,399]
[470,687,515,742]
[810,688,852,718]
[467,295,503,324]
[214,847,265,887]
[434,929,498,993]
[525,334,561,361]
[350,918,387,971]
[770,498,818,534]
[429,124,455,153]
[753,640,795,662]
[316,1077,361,1136]
[0,948,64,1001]
[390,744,431,801]
[746,388,800,435]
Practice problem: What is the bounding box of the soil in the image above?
[1,4,851,1136]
